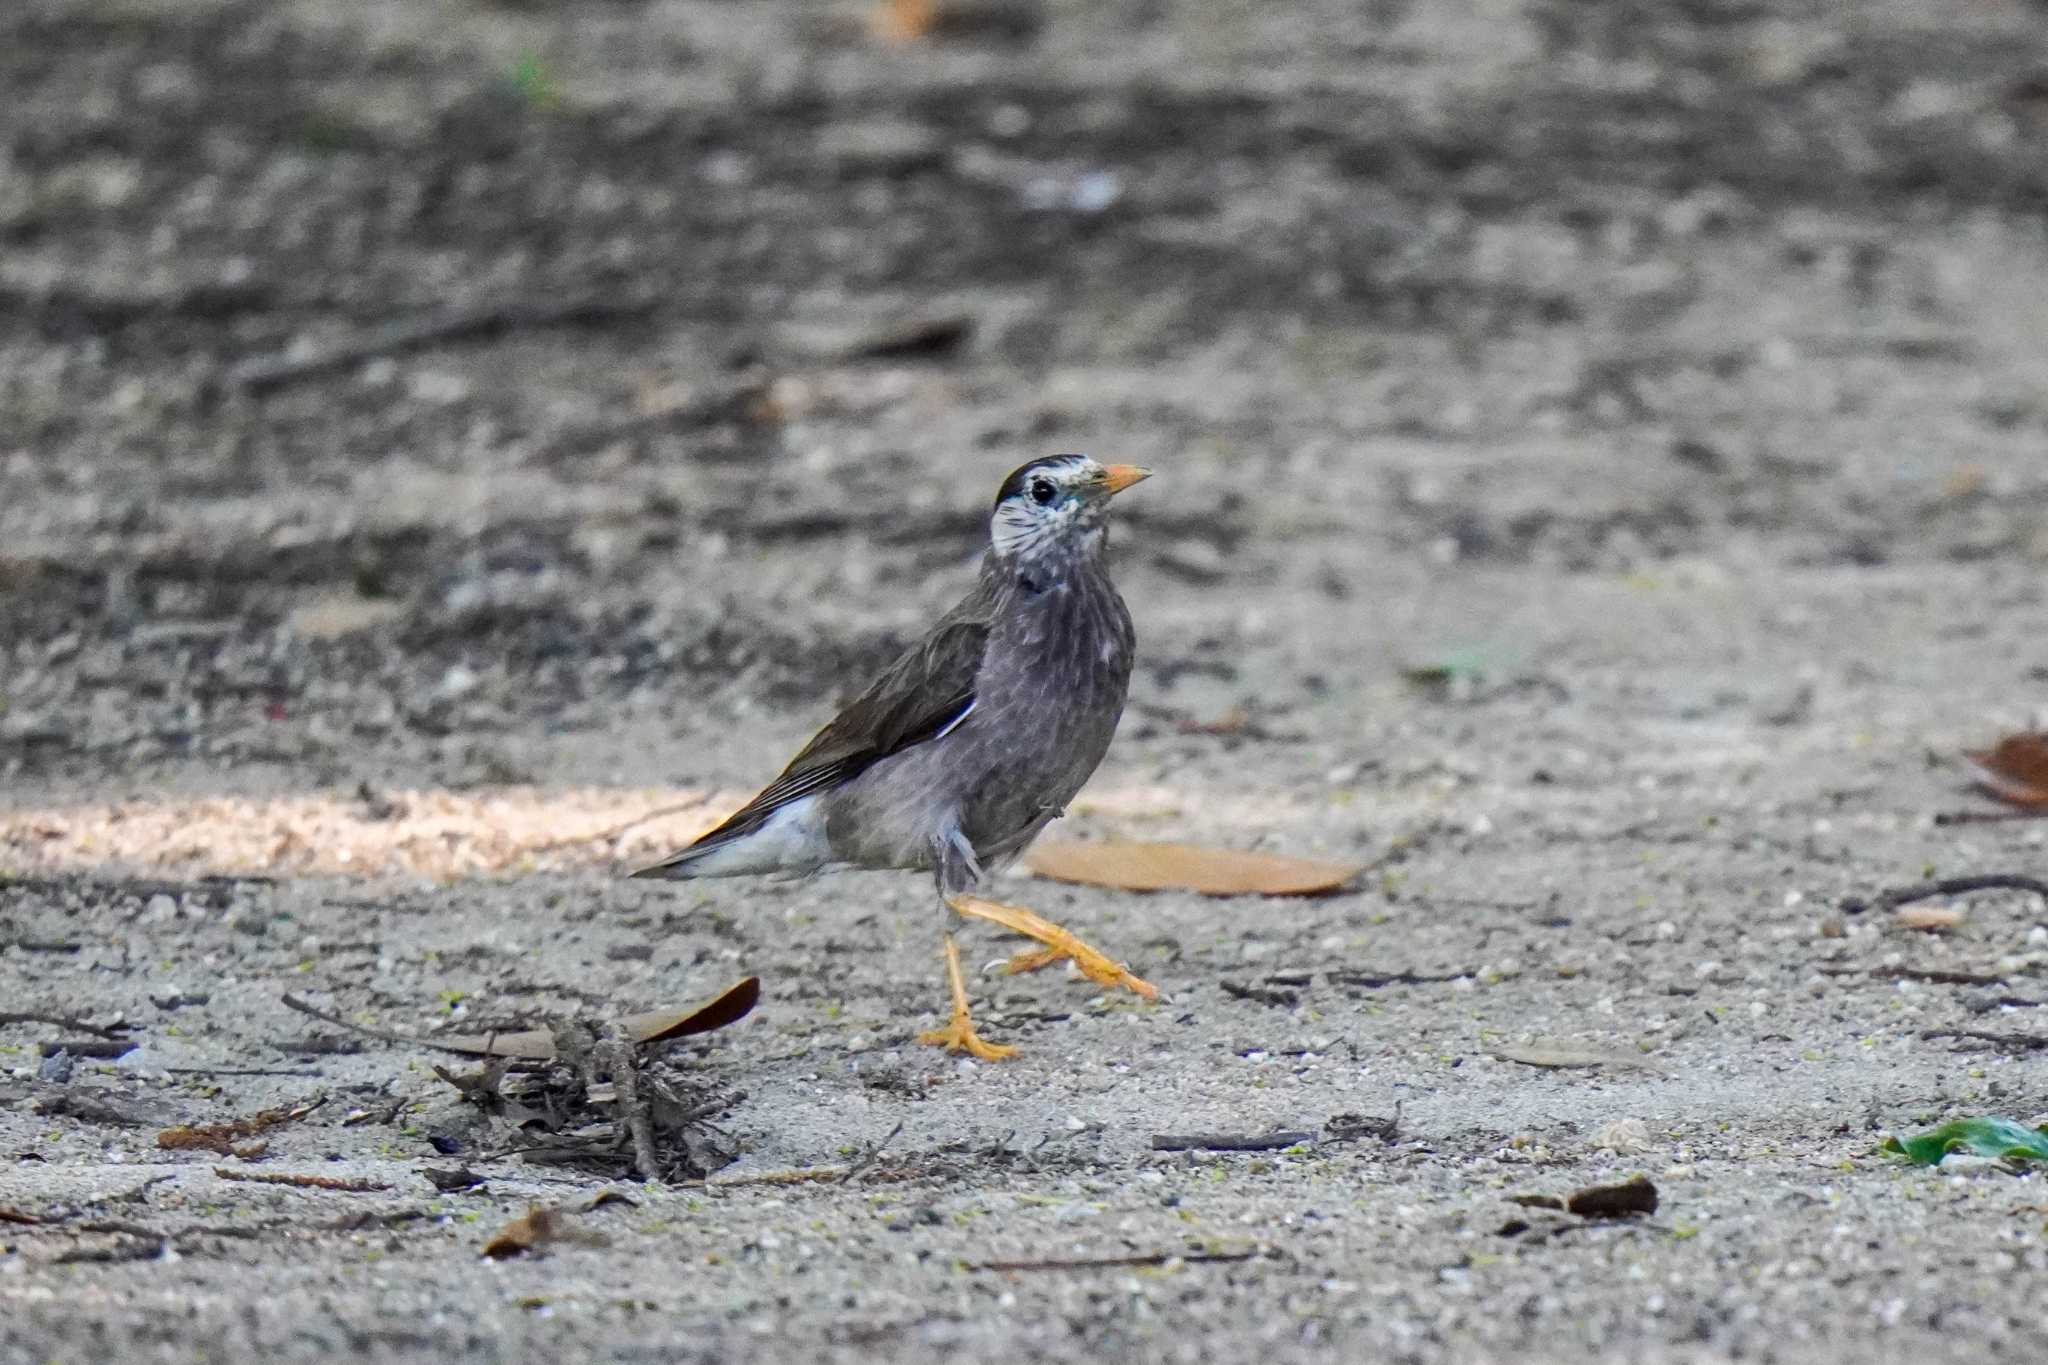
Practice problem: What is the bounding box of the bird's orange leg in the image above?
[917,931,1019,1061]
[945,894,1159,1001]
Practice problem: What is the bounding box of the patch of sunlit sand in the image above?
[0,787,738,882]
[0,781,1338,883]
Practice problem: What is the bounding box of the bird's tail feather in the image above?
[629,842,717,880]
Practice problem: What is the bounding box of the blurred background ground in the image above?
[3,0,2048,1360]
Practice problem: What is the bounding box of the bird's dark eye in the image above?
[1030,478,1057,506]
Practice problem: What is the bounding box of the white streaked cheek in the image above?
[991,507,1052,558]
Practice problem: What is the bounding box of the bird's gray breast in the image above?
[952,562,1134,855]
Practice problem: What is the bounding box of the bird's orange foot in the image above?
[918,1013,1019,1061]
[948,894,1160,1002]
[920,930,1020,1060]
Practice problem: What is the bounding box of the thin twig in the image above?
[597,1027,662,1183]
[1841,874,2048,915]
[1921,1029,2048,1051]
[55,1233,167,1264]
[699,1167,850,1189]
[168,1066,323,1078]
[0,1011,128,1039]
[1933,809,2048,826]
[217,293,657,396]
[281,992,517,1058]
[841,1121,906,1184]
[969,1249,1265,1273]
[1325,968,1473,988]
[42,1039,136,1060]
[210,1168,388,1193]
[1817,965,2012,986]
[1150,1130,1315,1153]
[546,796,717,853]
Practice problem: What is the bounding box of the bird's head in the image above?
[988,454,1150,564]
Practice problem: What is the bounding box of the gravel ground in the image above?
[4,0,2048,1360]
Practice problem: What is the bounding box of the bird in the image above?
[633,454,1157,1059]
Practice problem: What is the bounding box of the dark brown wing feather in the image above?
[636,571,999,869]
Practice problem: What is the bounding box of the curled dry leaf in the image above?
[1966,734,2048,808]
[625,976,763,1046]
[1024,840,1361,897]
[481,1203,609,1259]
[1895,906,1966,932]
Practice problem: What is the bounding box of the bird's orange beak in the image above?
[1098,464,1151,495]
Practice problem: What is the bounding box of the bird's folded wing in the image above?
[683,609,994,850]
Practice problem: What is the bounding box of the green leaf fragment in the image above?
[1880,1118,2048,1167]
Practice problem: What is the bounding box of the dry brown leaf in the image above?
[1176,706,1251,736]
[0,1207,39,1225]
[1024,840,1361,897]
[481,1204,608,1259]
[158,1097,324,1155]
[1508,1177,1658,1221]
[1966,734,2048,808]
[625,977,763,1046]
[430,977,761,1059]
[1566,1177,1659,1219]
[1895,906,1966,932]
[870,0,935,40]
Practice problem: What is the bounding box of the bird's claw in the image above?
[919,1015,1019,1061]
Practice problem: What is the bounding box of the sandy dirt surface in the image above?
[5,0,2048,1360]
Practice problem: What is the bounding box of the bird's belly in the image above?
[819,741,966,871]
